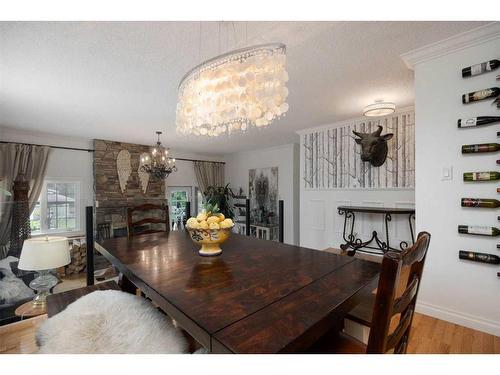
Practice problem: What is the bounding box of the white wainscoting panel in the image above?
[333,200,353,237]
[360,200,384,236]
[394,201,416,245]
[308,199,326,231]
[299,189,415,250]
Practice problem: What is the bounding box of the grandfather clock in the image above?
[8,174,31,258]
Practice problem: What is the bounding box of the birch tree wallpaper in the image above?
[302,110,414,189]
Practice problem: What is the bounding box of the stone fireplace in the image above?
[93,139,166,238]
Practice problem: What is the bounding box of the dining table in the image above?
[95,231,380,353]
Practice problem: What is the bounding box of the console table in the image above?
[337,205,415,256]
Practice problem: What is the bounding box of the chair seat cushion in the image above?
[307,331,367,354]
[36,290,189,353]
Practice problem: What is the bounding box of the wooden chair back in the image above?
[126,203,169,238]
[366,231,431,354]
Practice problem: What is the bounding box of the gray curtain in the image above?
[0,144,50,258]
[193,161,225,197]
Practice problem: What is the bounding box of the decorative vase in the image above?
[187,227,233,256]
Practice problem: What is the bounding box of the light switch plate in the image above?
[441,166,453,181]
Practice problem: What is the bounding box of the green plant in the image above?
[204,183,235,219]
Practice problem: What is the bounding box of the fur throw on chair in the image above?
[36,290,189,354]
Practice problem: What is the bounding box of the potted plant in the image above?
[204,183,235,219]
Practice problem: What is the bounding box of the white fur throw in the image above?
[36,290,189,354]
[0,256,34,305]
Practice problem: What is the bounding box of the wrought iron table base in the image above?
[338,207,415,256]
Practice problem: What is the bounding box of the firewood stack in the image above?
[65,239,87,275]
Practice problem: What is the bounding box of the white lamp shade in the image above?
[18,236,71,271]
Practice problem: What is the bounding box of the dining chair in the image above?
[126,203,170,238]
[307,231,431,354]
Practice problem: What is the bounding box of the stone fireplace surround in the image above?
[93,139,166,237]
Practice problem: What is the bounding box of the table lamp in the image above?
[18,236,70,306]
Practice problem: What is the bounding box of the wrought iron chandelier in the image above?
[176,42,289,137]
[140,131,177,180]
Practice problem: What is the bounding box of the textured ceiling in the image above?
[0,21,488,154]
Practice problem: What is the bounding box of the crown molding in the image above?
[401,22,500,70]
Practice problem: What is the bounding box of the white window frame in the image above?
[194,186,204,215]
[31,178,82,237]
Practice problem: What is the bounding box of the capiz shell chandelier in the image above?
[176,43,289,137]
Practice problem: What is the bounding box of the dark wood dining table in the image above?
[95,231,380,353]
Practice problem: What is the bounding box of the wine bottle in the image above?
[462,60,500,77]
[459,250,500,264]
[463,171,500,181]
[457,116,500,128]
[458,225,500,236]
[461,143,500,153]
[461,198,500,208]
[462,87,500,104]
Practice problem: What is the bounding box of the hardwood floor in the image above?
[0,312,498,354]
[0,315,46,354]
[406,313,500,354]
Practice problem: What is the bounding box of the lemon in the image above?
[209,222,220,230]
[199,220,209,229]
[190,221,201,229]
[218,213,225,221]
[186,217,198,228]
[220,218,234,228]
[207,215,220,224]
[196,211,208,221]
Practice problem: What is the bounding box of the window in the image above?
[167,187,191,230]
[30,180,81,235]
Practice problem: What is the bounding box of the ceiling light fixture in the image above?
[140,131,177,181]
[363,100,396,117]
[176,43,289,137]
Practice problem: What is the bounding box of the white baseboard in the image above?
[416,301,500,337]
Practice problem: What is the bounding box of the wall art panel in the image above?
[302,110,414,189]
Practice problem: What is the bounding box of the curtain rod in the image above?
[175,157,225,165]
[0,140,94,152]
[0,141,226,164]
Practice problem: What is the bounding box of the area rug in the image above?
[36,290,189,354]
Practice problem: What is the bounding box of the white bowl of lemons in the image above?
[186,205,234,257]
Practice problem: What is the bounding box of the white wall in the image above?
[298,115,415,251]
[166,151,224,189]
[224,144,300,245]
[411,27,500,336]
